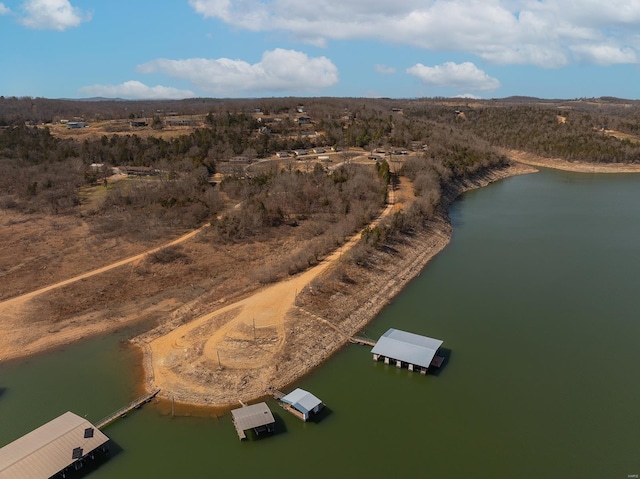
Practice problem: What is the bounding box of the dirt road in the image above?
[0,224,209,361]
[140,187,398,404]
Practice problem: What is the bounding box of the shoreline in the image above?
[8,150,640,409]
[135,161,538,410]
[504,149,640,173]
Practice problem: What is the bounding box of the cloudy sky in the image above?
[1,0,639,99]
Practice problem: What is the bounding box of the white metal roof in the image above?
[371,328,443,369]
[280,388,323,415]
[0,411,109,479]
[231,403,275,431]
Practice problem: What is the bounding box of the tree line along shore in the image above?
[1,96,640,406]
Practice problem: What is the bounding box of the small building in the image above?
[371,328,444,375]
[130,120,148,127]
[121,166,158,176]
[280,388,324,422]
[0,411,109,479]
[293,149,308,156]
[230,156,250,163]
[297,116,311,125]
[66,121,88,129]
[276,151,290,158]
[231,402,276,440]
[165,118,194,127]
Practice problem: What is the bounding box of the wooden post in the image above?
[217,350,221,368]
[253,318,256,342]
[171,396,175,418]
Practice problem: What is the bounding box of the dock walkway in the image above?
[233,420,247,440]
[96,389,160,429]
[350,336,376,347]
[269,388,285,400]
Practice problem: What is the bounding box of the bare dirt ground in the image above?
[505,149,640,173]
[0,159,536,408]
[134,163,537,407]
[46,120,205,141]
[135,185,398,405]
[0,222,207,360]
[604,129,640,144]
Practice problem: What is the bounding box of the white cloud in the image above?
[19,0,90,30]
[407,62,500,92]
[375,64,396,74]
[78,81,194,100]
[454,93,482,99]
[189,0,640,67]
[570,44,638,65]
[0,3,10,15]
[137,49,338,96]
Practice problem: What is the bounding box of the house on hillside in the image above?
[66,121,88,129]
[165,118,194,127]
[121,166,158,177]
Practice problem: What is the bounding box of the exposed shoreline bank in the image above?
[6,152,640,410]
[504,149,640,173]
[134,161,538,409]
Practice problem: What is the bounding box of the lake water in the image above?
[2,168,640,478]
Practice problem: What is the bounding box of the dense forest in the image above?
[1,96,639,266]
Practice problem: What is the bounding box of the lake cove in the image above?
[1,168,639,478]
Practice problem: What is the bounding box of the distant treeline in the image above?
[1,97,639,249]
[408,103,640,163]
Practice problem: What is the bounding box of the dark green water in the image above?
[2,169,640,478]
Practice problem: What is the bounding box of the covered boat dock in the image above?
[0,411,109,479]
[371,328,444,374]
[231,402,276,440]
[280,388,324,422]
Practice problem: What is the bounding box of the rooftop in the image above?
[280,388,322,415]
[0,412,109,479]
[231,403,275,432]
[371,328,443,369]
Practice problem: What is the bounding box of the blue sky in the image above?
[1,0,640,100]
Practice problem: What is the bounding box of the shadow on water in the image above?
[308,406,333,424]
[247,412,287,441]
[429,348,452,377]
[0,387,6,399]
[271,412,287,435]
[55,440,122,479]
